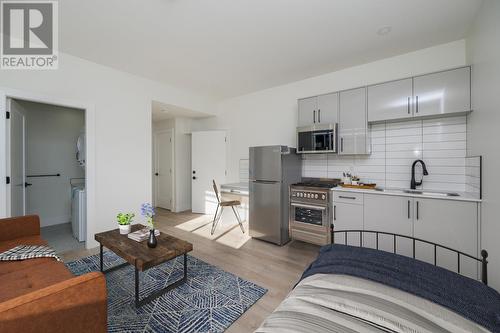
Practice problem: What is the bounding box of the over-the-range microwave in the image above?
[297,123,337,154]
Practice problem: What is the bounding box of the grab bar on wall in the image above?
[26,173,61,178]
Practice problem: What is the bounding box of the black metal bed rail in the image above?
[330,227,489,285]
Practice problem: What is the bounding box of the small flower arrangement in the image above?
[117,213,135,225]
[117,212,135,235]
[141,203,155,229]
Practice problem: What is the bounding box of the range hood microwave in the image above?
[297,123,337,154]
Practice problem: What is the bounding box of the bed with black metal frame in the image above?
[256,227,499,333]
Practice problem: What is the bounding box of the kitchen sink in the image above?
[403,189,460,197]
[373,188,460,197]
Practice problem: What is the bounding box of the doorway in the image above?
[153,129,174,210]
[6,98,86,253]
[191,130,226,214]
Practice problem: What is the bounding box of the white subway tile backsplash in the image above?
[301,115,471,192]
[423,124,466,135]
[423,141,466,151]
[423,132,466,142]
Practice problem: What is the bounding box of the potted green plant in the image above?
[117,213,135,235]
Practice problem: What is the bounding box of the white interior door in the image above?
[155,130,173,210]
[8,100,26,217]
[191,131,226,214]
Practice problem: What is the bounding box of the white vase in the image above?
[119,224,131,235]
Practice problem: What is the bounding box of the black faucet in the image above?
[410,160,429,190]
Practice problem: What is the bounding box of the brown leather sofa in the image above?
[0,215,107,333]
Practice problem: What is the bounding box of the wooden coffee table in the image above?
[95,224,193,307]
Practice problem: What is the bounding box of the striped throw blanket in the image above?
[0,245,60,262]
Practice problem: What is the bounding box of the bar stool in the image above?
[211,180,245,235]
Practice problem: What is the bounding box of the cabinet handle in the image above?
[334,205,336,221]
[416,201,419,220]
[313,110,316,123]
[416,96,419,113]
[318,109,321,123]
[407,97,411,114]
[339,195,356,200]
[340,137,344,152]
[407,200,410,219]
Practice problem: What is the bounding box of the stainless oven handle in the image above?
[291,203,327,210]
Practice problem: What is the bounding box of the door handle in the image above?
[24,182,32,188]
[340,137,344,152]
[334,205,336,221]
[407,97,411,114]
[415,96,419,113]
[313,110,316,123]
[407,200,410,219]
[339,195,356,200]
[155,173,159,176]
[318,109,321,123]
[416,201,419,220]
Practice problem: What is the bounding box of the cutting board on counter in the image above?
[340,184,377,189]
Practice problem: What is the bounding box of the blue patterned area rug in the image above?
[66,251,267,333]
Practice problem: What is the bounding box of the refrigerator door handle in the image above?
[251,180,280,184]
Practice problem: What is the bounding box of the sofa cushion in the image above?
[0,236,53,276]
[0,260,74,302]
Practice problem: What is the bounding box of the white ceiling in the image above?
[152,100,212,121]
[60,0,482,100]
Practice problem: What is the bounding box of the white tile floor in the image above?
[41,223,85,254]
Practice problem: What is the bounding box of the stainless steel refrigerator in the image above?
[249,145,302,245]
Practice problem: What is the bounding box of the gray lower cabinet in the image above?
[367,78,413,122]
[333,202,363,247]
[413,198,478,278]
[413,66,471,117]
[363,194,414,257]
[338,87,370,155]
[334,191,480,279]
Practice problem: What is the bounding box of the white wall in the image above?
[0,51,216,249]
[173,117,193,212]
[152,117,193,212]
[192,40,467,184]
[13,100,85,227]
[466,0,500,290]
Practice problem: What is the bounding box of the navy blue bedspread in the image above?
[300,244,500,332]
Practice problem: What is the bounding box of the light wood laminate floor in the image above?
[61,208,320,332]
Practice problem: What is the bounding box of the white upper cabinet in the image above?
[413,67,471,117]
[317,92,339,124]
[298,96,317,127]
[367,66,471,122]
[368,78,413,122]
[339,87,370,155]
[298,93,338,127]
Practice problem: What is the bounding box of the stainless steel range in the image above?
[289,179,340,245]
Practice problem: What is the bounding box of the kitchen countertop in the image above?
[332,186,482,203]
[220,182,249,195]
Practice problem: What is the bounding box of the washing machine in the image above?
[71,185,86,242]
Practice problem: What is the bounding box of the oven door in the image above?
[290,202,328,227]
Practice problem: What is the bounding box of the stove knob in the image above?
[299,193,303,197]
[314,194,318,199]
[322,194,326,200]
[307,193,311,198]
